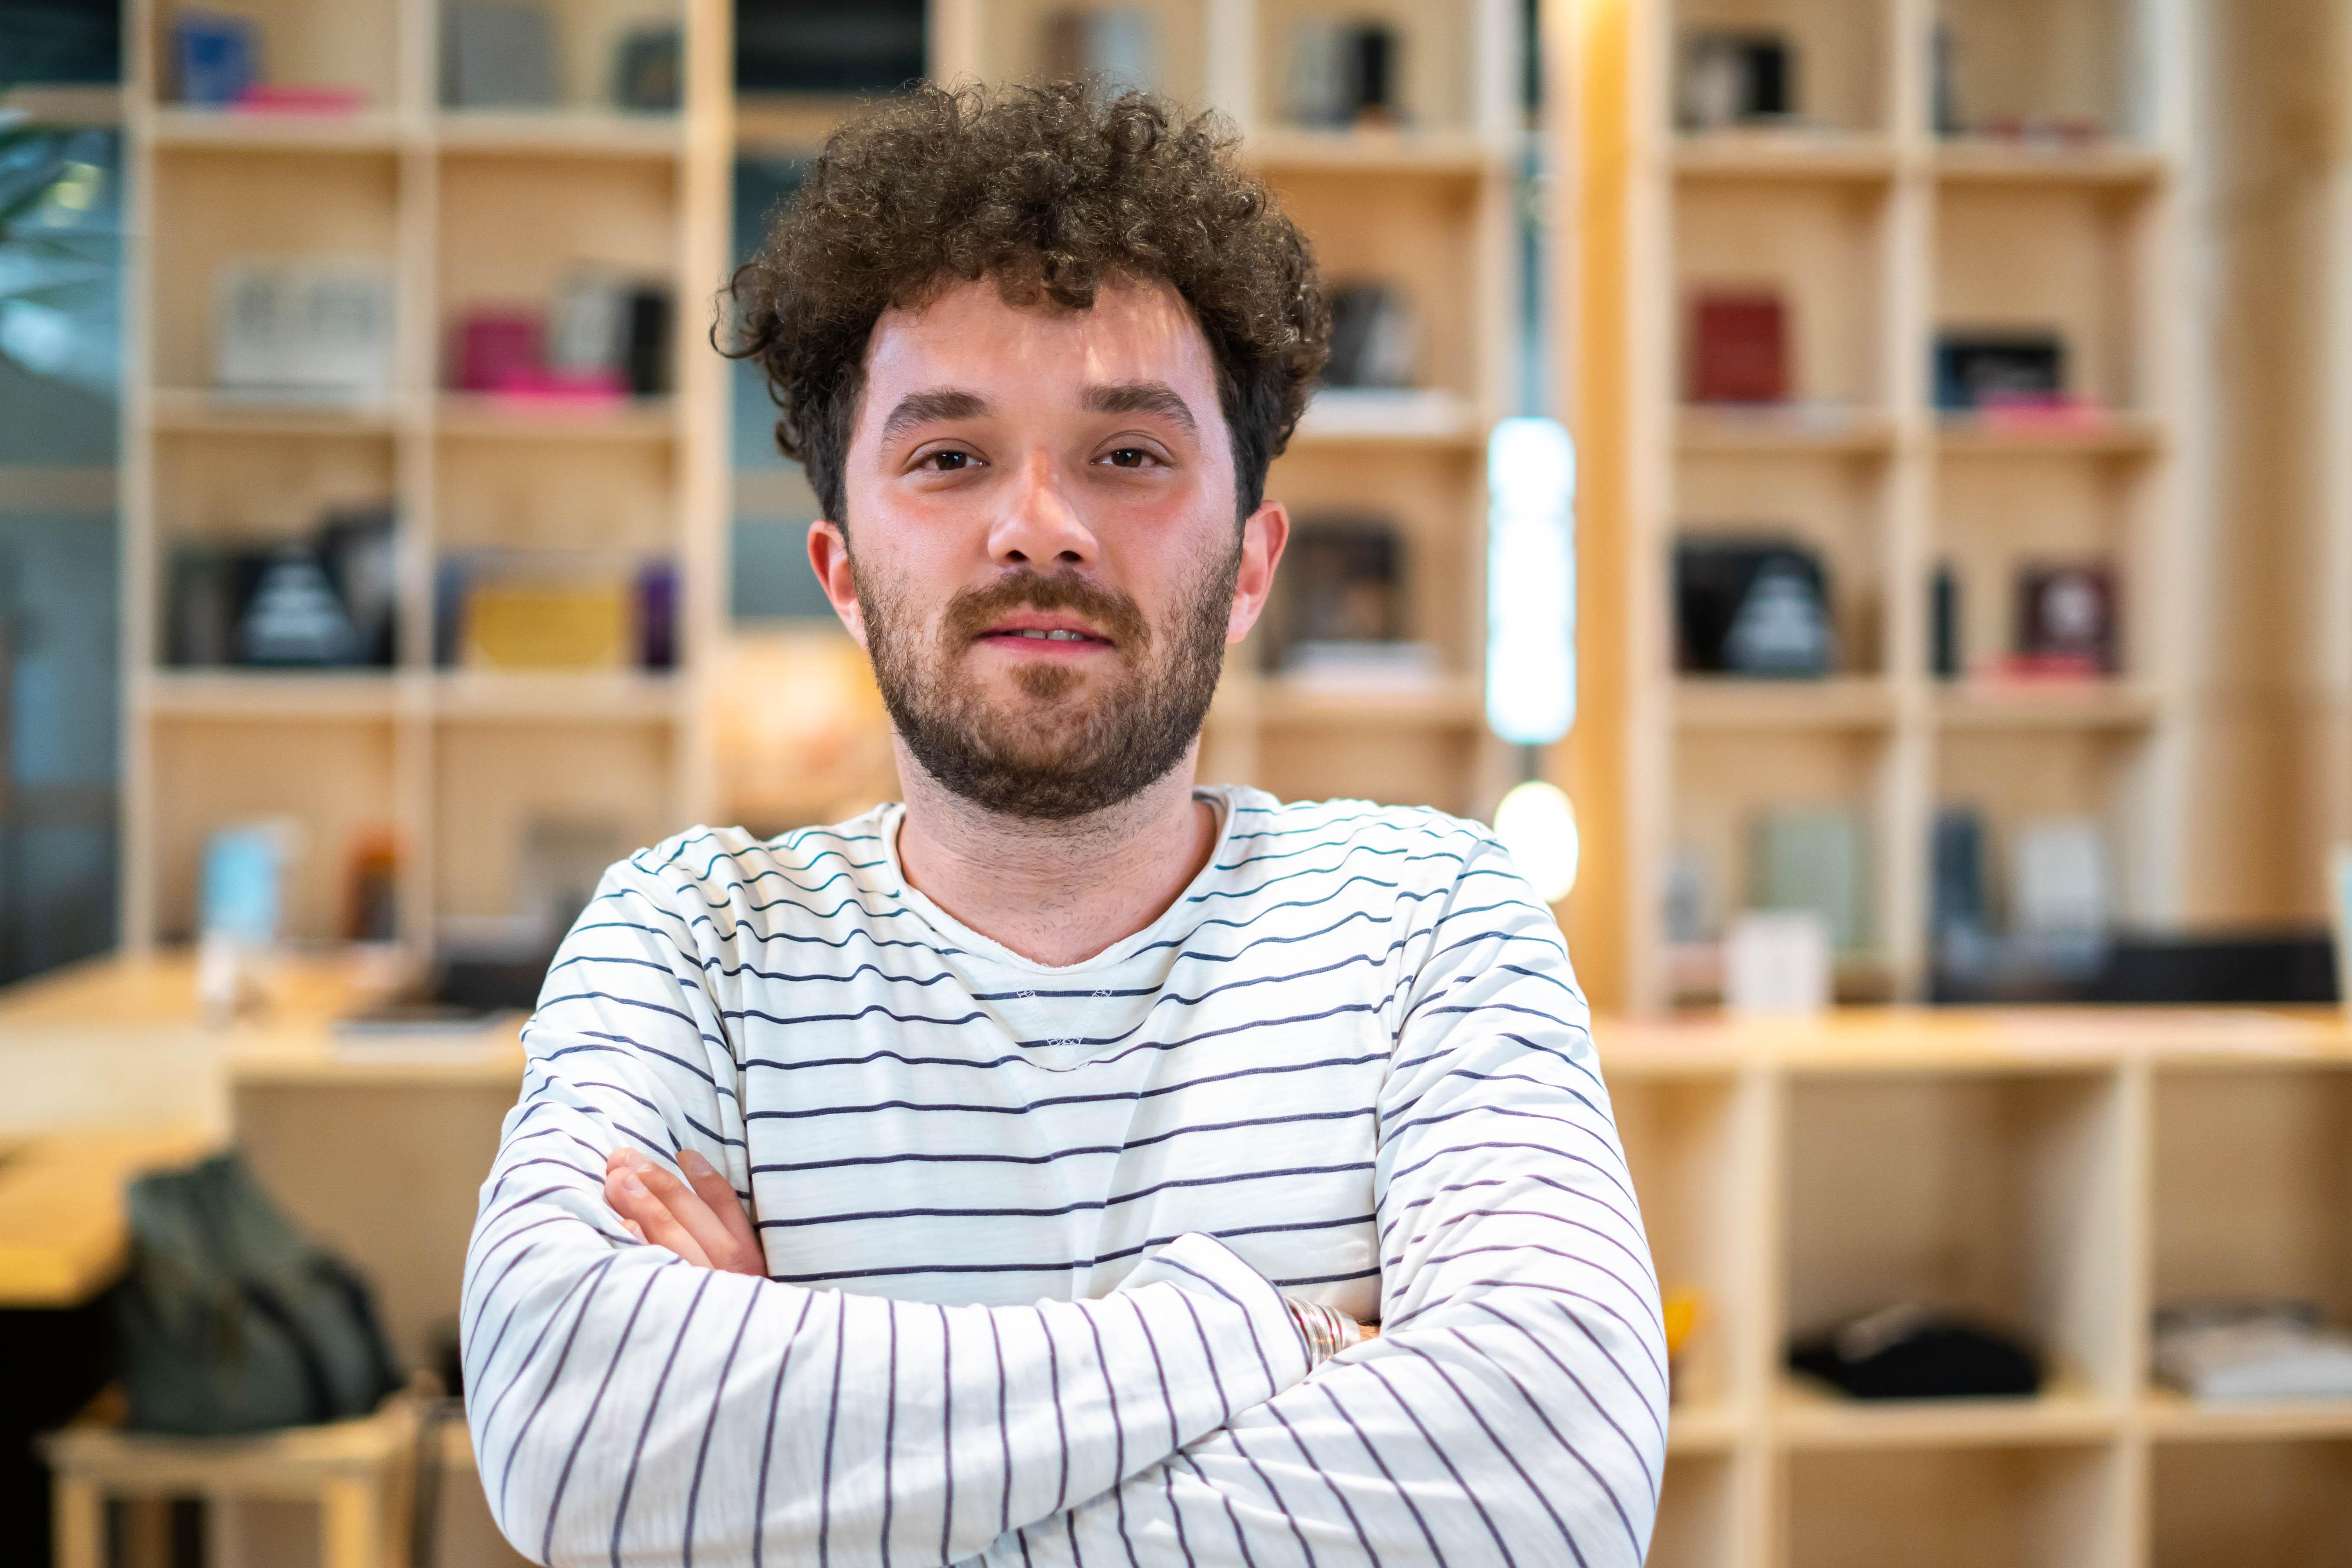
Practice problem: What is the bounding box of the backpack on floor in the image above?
[113,1151,401,1435]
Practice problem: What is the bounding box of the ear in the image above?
[807,520,868,649]
[1225,499,1290,645]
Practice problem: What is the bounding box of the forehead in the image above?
[859,275,1222,415]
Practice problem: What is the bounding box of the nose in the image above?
[986,448,1098,569]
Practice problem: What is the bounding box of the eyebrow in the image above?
[879,388,990,448]
[1084,380,1198,435]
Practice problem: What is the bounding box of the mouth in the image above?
[974,615,1117,654]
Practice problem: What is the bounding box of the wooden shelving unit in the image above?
[117,0,731,949]
[1604,1009,2352,1568]
[1565,0,2196,1011]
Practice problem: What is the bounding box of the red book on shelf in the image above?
[1689,290,1789,403]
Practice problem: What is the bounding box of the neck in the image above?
[891,741,1218,966]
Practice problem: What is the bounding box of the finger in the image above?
[622,1219,646,1243]
[605,1164,712,1267]
[677,1149,764,1274]
[620,1152,747,1272]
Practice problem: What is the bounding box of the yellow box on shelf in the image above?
[464,579,631,670]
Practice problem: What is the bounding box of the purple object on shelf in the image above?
[637,559,678,670]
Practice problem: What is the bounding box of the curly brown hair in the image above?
[723,80,1330,529]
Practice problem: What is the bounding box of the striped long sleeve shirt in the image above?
[463,786,1666,1568]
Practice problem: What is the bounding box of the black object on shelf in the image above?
[1675,534,1836,677]
[1931,562,1962,678]
[165,505,399,670]
[1790,1304,2043,1400]
[1677,30,1794,130]
[736,0,925,93]
[1274,520,1404,667]
[626,283,674,396]
[1930,805,1987,945]
[612,24,683,111]
[1932,927,2339,1005]
[1935,331,2065,411]
[1323,284,1417,389]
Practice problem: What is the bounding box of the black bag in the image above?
[113,1152,401,1434]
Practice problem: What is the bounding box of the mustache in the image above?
[943,570,1151,649]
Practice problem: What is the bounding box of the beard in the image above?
[856,545,1240,821]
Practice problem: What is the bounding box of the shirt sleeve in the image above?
[462,854,1314,1568]
[970,831,1669,1568]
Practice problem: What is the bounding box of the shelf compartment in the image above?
[153,426,396,541]
[1785,1443,2125,1568]
[150,714,399,943]
[437,0,689,119]
[1783,1070,2135,1404]
[149,146,400,391]
[1260,443,1482,678]
[1617,1076,1747,1416]
[1669,727,1895,966]
[432,718,675,932]
[434,154,680,393]
[2152,1065,2352,1358]
[1937,0,2141,142]
[149,0,401,113]
[1932,443,2156,684]
[1935,182,2151,416]
[434,433,678,554]
[1255,0,1478,137]
[1647,1452,1737,1568]
[1262,168,1485,408]
[1678,177,1890,408]
[1667,0,1890,136]
[1935,726,2150,933]
[2151,1438,2352,1568]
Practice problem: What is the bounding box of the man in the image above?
[464,82,1664,1567]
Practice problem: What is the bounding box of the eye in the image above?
[919,449,977,472]
[1101,447,1160,470]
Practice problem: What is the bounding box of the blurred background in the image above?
[3,1,2351,1565]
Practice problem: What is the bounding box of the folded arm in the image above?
[462,863,1315,1568]
[978,839,1669,1567]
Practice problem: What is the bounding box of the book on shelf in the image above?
[1324,284,1419,391]
[1688,291,1788,404]
[611,25,682,112]
[1749,805,1867,952]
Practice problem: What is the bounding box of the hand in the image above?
[603,1148,766,1276]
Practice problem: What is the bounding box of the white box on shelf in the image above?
[213,258,396,403]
